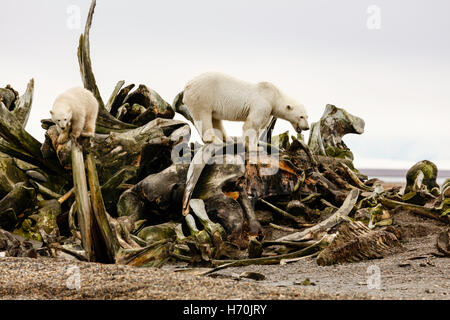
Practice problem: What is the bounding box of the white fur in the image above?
[183,72,309,150]
[50,87,99,143]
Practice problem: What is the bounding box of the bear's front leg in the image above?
[243,119,263,153]
[243,104,271,153]
[81,110,97,138]
[70,120,84,141]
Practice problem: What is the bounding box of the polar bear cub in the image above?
[50,87,99,143]
[182,72,309,150]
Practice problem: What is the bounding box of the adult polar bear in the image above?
[182,72,309,150]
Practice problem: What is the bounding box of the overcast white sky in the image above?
[1,0,449,170]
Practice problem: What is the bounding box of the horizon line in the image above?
[358,168,450,179]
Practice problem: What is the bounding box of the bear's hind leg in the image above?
[243,119,262,152]
[243,105,271,152]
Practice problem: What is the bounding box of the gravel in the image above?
[0,256,358,300]
[0,211,448,300]
[215,210,450,300]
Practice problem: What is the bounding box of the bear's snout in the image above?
[296,126,308,133]
[296,120,309,132]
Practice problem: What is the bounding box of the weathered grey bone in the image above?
[0,182,37,230]
[436,229,450,257]
[405,160,439,194]
[36,199,61,241]
[11,79,34,127]
[0,85,18,110]
[172,91,195,124]
[0,102,65,176]
[46,118,188,183]
[316,220,400,266]
[105,81,125,112]
[0,228,39,258]
[308,104,365,161]
[121,85,175,126]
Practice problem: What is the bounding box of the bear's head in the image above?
[50,108,72,131]
[275,98,309,133]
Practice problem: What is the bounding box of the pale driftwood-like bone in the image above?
[189,199,226,239]
[77,0,103,109]
[12,79,34,127]
[201,236,330,275]
[71,139,95,262]
[276,189,360,242]
[182,143,220,217]
[86,152,120,263]
[77,0,136,133]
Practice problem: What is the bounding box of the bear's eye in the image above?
[286,105,292,110]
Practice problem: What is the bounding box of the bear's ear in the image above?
[286,105,292,110]
[50,110,53,115]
